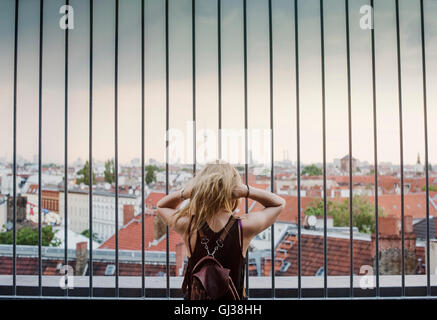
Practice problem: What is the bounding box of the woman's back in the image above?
[183,214,246,299]
[156,161,285,300]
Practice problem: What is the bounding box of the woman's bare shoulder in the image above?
[173,214,191,235]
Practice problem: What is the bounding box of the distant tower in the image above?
[203,131,208,161]
[416,152,423,175]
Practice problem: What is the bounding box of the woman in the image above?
[156,161,285,299]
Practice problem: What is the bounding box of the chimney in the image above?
[7,196,27,223]
[378,215,399,236]
[123,204,135,226]
[371,215,417,275]
[75,241,88,276]
[429,239,437,275]
[403,215,413,234]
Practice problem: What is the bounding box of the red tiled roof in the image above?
[0,256,174,276]
[263,232,372,276]
[145,192,166,209]
[27,184,39,194]
[99,211,183,252]
[274,192,437,224]
[367,192,437,219]
[0,256,62,275]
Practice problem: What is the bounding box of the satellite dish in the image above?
[128,189,133,195]
[104,183,111,190]
[134,190,140,196]
[308,215,317,227]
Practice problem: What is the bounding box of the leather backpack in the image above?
[182,216,241,300]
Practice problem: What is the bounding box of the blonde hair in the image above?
[175,160,242,234]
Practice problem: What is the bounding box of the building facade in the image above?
[59,189,139,242]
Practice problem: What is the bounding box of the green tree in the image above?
[104,159,115,184]
[304,195,385,234]
[421,185,437,192]
[302,164,322,176]
[81,229,100,243]
[145,165,157,185]
[0,225,61,246]
[76,160,96,186]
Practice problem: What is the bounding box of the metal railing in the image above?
[1,0,436,300]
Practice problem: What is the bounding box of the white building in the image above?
[59,189,139,242]
[0,195,7,230]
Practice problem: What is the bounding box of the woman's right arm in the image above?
[234,185,286,240]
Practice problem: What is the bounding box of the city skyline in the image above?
[0,0,437,166]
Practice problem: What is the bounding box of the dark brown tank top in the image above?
[184,214,246,300]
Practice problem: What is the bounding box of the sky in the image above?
[0,0,437,167]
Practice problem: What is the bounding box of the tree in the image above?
[0,225,61,246]
[81,229,100,243]
[302,164,322,176]
[76,160,96,186]
[104,159,115,184]
[304,195,385,234]
[145,165,157,185]
[421,185,437,192]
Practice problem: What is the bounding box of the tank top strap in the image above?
[187,215,194,256]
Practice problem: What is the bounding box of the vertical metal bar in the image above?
[12,0,18,297]
[192,0,196,175]
[217,0,222,160]
[114,0,119,298]
[268,0,275,299]
[319,0,328,298]
[38,0,44,297]
[294,0,301,299]
[370,0,380,297]
[165,0,170,299]
[243,0,249,298]
[419,0,431,297]
[89,0,94,298]
[64,0,69,298]
[344,0,353,297]
[394,0,405,297]
[141,0,146,299]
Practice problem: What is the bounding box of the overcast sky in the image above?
[0,0,437,167]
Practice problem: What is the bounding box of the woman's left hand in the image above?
[182,178,195,199]
[232,184,248,199]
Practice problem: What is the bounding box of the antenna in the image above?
[308,215,317,228]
